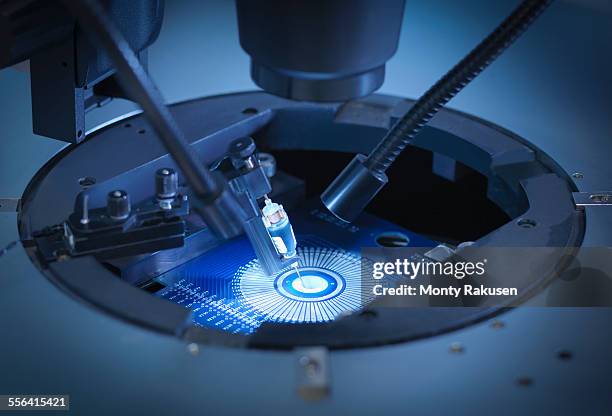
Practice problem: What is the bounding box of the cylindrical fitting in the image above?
[229,137,258,170]
[107,190,131,221]
[262,199,297,258]
[236,0,405,102]
[320,154,388,223]
[156,168,178,199]
[258,153,277,178]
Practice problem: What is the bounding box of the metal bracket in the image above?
[573,192,612,207]
[30,34,86,143]
[295,347,330,401]
[0,198,20,212]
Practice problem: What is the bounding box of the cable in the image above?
[321,0,553,223]
[364,0,553,174]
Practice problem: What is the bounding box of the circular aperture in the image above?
[292,275,328,293]
[235,247,370,323]
[276,267,345,301]
[375,232,411,247]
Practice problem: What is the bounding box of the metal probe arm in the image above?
[53,0,296,276]
[224,137,301,276]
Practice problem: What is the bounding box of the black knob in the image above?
[107,190,131,220]
[229,137,256,160]
[156,168,178,199]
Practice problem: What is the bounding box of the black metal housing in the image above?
[236,0,405,102]
[0,0,164,142]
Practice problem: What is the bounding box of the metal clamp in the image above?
[295,347,331,401]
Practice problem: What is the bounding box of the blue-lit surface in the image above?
[154,205,435,334]
[276,266,344,300]
[237,247,367,324]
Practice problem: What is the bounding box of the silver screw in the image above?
[187,343,199,356]
[299,356,320,378]
[80,195,90,225]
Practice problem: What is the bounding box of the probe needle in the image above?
[293,263,308,289]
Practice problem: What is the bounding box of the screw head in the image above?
[156,168,178,200]
[299,356,320,378]
[78,176,96,188]
[187,343,199,356]
[229,137,256,159]
[107,190,130,220]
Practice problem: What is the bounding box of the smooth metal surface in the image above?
[250,63,386,103]
[236,0,405,101]
[321,154,388,223]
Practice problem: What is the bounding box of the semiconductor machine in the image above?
[0,0,611,414]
